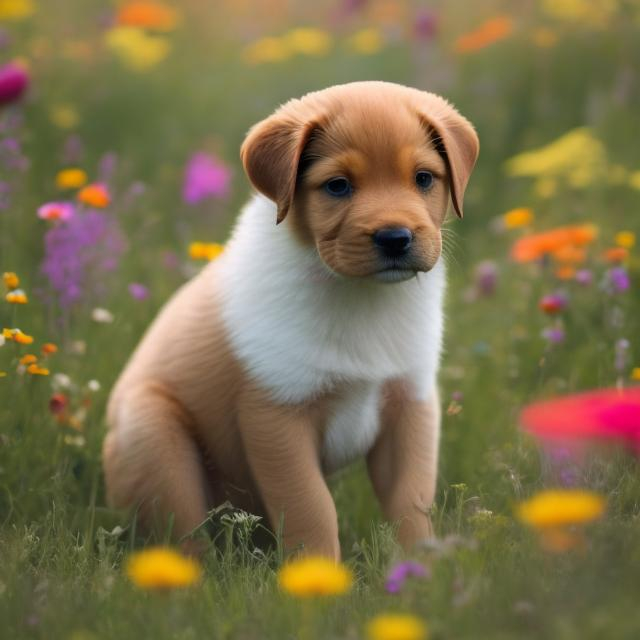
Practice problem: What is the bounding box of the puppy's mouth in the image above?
[373,267,419,283]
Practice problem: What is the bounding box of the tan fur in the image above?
[103,82,479,559]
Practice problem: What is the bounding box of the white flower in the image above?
[87,379,101,392]
[0,334,5,347]
[92,308,114,323]
[52,373,72,390]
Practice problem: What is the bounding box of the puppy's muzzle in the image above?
[373,227,413,259]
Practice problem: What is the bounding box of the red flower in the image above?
[49,393,68,415]
[520,388,640,454]
[0,62,29,106]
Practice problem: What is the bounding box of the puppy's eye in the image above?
[325,177,352,198]
[415,170,434,191]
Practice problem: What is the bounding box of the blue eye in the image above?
[415,171,434,191]
[325,177,352,198]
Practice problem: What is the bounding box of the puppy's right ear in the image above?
[240,112,319,224]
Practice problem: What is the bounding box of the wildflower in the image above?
[607,267,630,293]
[87,379,101,392]
[77,183,110,208]
[385,561,429,594]
[278,556,353,597]
[126,547,202,589]
[3,272,19,289]
[502,207,534,229]
[366,613,428,640]
[520,387,640,453]
[3,328,34,344]
[56,168,88,190]
[116,1,180,31]
[183,152,231,204]
[602,247,628,264]
[467,260,498,298]
[346,28,384,55]
[91,308,114,323]
[105,26,171,72]
[629,171,640,190]
[284,28,332,56]
[615,231,635,249]
[555,265,576,280]
[575,269,593,286]
[615,338,630,374]
[541,326,565,344]
[0,62,29,106]
[27,364,49,376]
[188,242,224,261]
[41,343,58,355]
[531,27,558,48]
[631,368,640,381]
[49,393,68,414]
[511,224,597,263]
[0,0,35,21]
[37,202,75,222]
[0,371,6,377]
[52,373,72,389]
[128,283,149,300]
[49,104,79,130]
[541,0,617,27]
[242,37,291,65]
[19,354,37,365]
[414,9,438,41]
[516,489,605,529]
[0,334,4,347]
[454,15,513,54]
[538,293,567,314]
[551,244,586,265]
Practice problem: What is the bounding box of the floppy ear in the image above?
[240,113,319,224]
[418,105,479,218]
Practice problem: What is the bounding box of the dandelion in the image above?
[346,28,384,55]
[366,613,428,640]
[37,202,75,222]
[126,547,202,590]
[183,152,231,204]
[3,272,19,290]
[56,168,87,190]
[77,183,110,208]
[502,207,534,229]
[454,16,513,54]
[3,328,34,344]
[27,363,49,376]
[278,556,353,597]
[0,62,29,106]
[385,561,429,594]
[116,1,180,31]
[188,242,224,261]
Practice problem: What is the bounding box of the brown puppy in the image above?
[103,81,479,559]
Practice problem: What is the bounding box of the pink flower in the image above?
[0,62,29,106]
[37,201,75,222]
[128,282,149,300]
[183,152,231,204]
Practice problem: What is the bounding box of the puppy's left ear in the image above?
[418,101,479,218]
[240,112,319,224]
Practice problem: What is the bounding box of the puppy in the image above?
[103,81,479,560]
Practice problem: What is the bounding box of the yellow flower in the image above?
[346,28,384,55]
[503,207,534,229]
[615,231,635,249]
[188,242,224,261]
[284,28,332,56]
[0,371,6,378]
[56,168,88,190]
[126,547,202,590]
[516,489,605,529]
[541,0,618,27]
[0,0,35,20]
[6,289,28,304]
[77,183,111,208]
[50,104,80,130]
[278,556,353,597]
[105,26,171,72]
[3,328,34,345]
[27,363,49,376]
[628,171,640,190]
[19,354,37,365]
[242,37,291,65]
[531,27,558,48]
[631,367,640,381]
[367,614,428,640]
[3,272,19,290]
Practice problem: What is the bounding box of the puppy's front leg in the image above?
[367,381,441,548]
[237,386,340,560]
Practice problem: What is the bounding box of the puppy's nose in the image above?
[373,227,413,258]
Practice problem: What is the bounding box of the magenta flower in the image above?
[385,561,429,594]
[128,282,149,300]
[542,326,565,344]
[0,62,29,106]
[38,202,75,222]
[607,267,630,293]
[414,9,438,40]
[183,152,231,204]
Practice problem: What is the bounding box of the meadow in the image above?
[1,1,640,638]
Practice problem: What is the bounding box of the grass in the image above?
[1,1,640,638]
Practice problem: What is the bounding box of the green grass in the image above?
[1,1,640,638]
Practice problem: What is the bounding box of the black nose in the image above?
[373,227,413,258]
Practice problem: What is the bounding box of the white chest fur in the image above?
[218,196,445,471]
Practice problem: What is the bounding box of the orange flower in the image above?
[602,247,628,263]
[3,328,34,344]
[27,363,49,376]
[555,265,576,280]
[551,244,586,265]
[41,342,58,355]
[454,16,513,54]
[5,289,27,304]
[116,2,180,31]
[77,183,111,208]
[3,272,19,290]
[511,224,597,263]
[19,354,37,365]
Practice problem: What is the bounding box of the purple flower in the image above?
[414,9,438,40]
[473,260,498,297]
[385,561,429,594]
[183,152,231,205]
[41,210,126,307]
[608,267,630,293]
[542,326,565,344]
[128,282,149,300]
[0,62,29,106]
[575,269,593,286]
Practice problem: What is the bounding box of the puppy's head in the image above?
[241,81,479,283]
